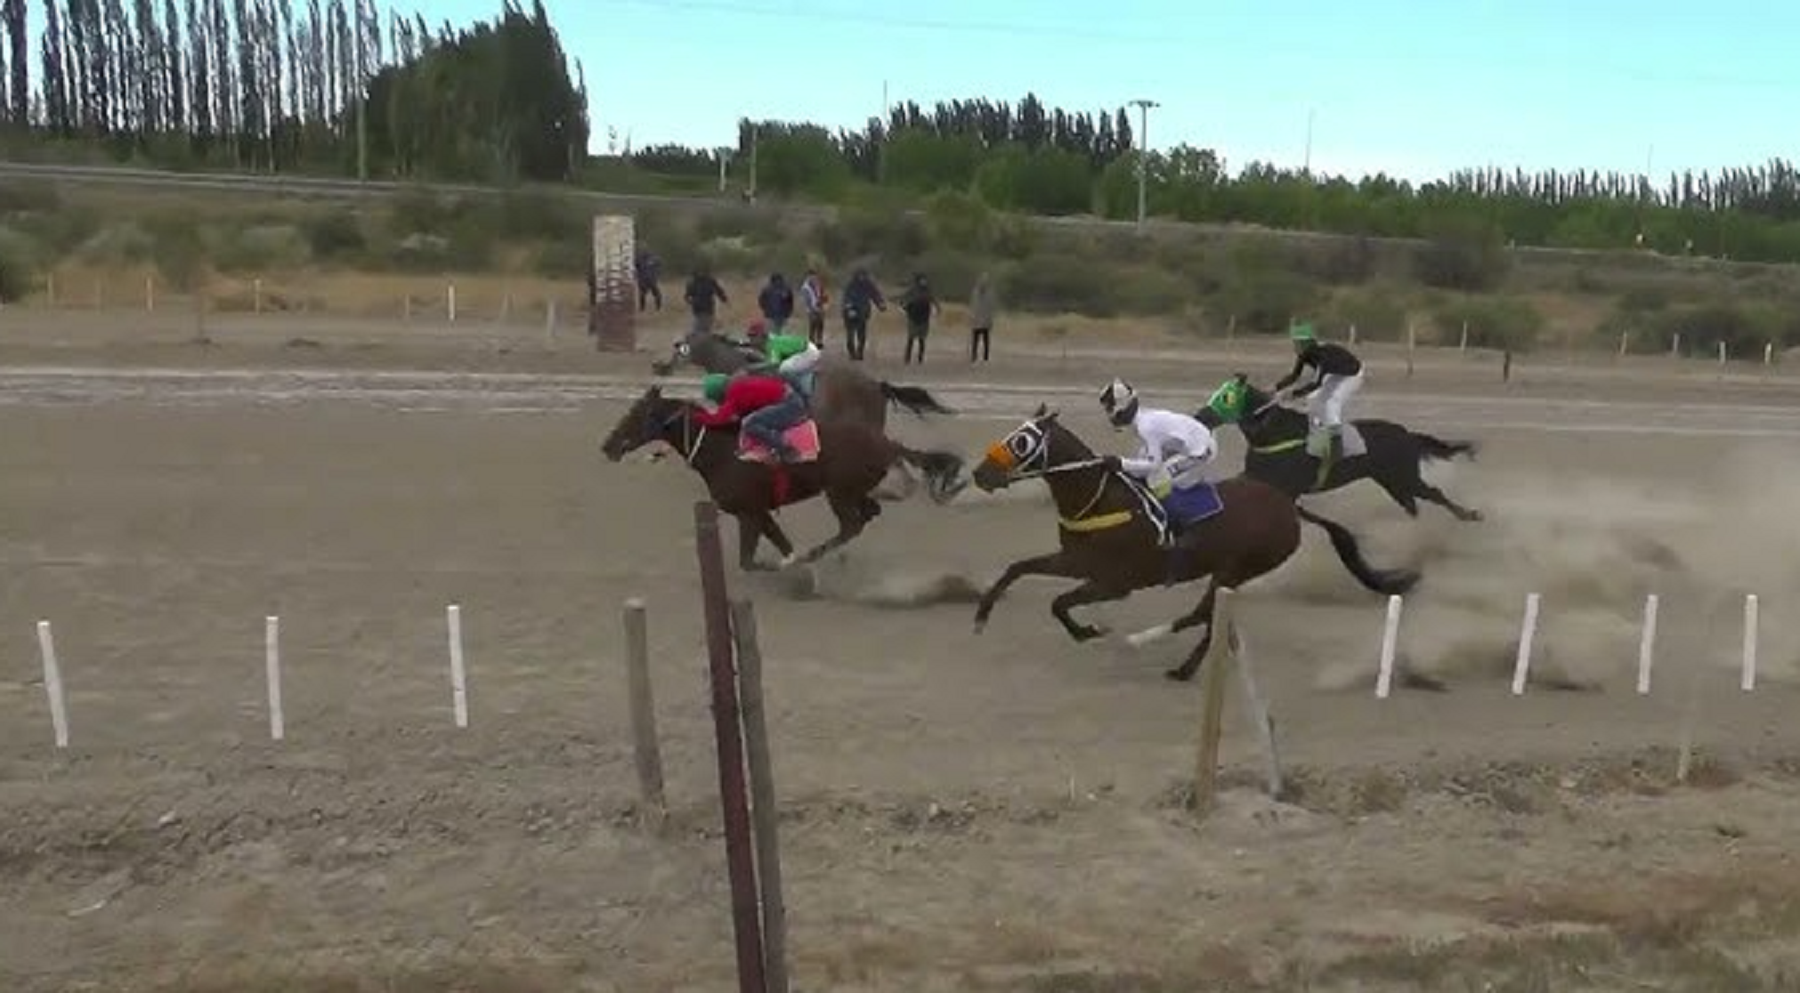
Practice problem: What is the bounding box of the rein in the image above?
[987,448,1134,532]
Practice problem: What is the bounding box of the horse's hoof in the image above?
[778,553,803,569]
[1164,667,1195,682]
[1071,625,1109,643]
[1464,511,1485,523]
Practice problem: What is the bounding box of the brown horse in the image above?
[600,385,966,570]
[969,405,1420,681]
[651,328,965,503]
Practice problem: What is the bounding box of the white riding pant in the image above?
[777,344,822,377]
[1307,371,1363,431]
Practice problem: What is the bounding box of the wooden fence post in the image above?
[731,598,789,993]
[693,501,770,993]
[622,597,666,826]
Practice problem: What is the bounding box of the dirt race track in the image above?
[7,311,1800,992]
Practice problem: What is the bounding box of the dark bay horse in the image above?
[970,405,1419,681]
[1196,373,1484,522]
[651,328,963,503]
[601,385,965,570]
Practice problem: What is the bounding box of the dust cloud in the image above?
[1274,447,1800,693]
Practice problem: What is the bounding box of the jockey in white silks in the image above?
[1098,378,1219,584]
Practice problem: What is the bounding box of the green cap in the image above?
[1205,379,1246,423]
[701,373,729,403]
[1289,322,1317,343]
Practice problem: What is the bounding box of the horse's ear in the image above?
[1045,407,1061,422]
[1032,401,1048,419]
[646,384,663,399]
[1233,372,1248,384]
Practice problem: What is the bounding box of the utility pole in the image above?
[1303,108,1315,175]
[1128,98,1159,229]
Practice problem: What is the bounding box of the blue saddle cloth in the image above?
[1160,482,1225,527]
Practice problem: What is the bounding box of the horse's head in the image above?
[972,402,1093,492]
[600,385,689,462]
[1196,373,1267,428]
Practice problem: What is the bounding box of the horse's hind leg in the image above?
[1373,476,1422,517]
[1414,481,1483,522]
[873,462,917,502]
[1050,580,1130,643]
[787,491,871,566]
[1167,579,1224,682]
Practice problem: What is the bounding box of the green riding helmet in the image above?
[701,372,730,403]
[1289,322,1318,345]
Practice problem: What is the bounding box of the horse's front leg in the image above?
[1050,580,1131,643]
[973,551,1084,633]
[737,512,775,571]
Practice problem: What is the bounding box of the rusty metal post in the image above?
[693,500,769,993]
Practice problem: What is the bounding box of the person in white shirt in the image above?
[1099,378,1220,583]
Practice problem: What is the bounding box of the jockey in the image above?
[696,371,808,463]
[1098,379,1218,582]
[759,329,824,403]
[1274,322,1364,484]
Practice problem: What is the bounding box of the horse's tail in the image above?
[895,444,968,504]
[880,381,957,418]
[1295,504,1420,596]
[1414,431,1479,463]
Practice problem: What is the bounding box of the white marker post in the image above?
[1375,594,1403,699]
[1636,594,1659,695]
[1718,340,1728,365]
[1511,593,1541,696]
[36,620,70,748]
[447,283,458,323]
[264,615,285,741]
[1741,594,1759,692]
[446,604,469,727]
[1765,342,1775,366]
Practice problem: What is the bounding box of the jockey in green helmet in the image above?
[1273,321,1364,488]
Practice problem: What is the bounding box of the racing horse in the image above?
[601,385,966,570]
[969,404,1420,681]
[651,328,963,503]
[1196,373,1484,522]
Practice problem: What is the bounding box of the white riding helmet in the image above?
[1099,378,1139,428]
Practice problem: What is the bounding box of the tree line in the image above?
[2,0,585,181]
[4,0,1800,269]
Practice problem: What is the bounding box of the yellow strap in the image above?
[1058,509,1135,532]
[1252,438,1307,455]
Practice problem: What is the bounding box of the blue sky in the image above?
[449,1,1785,181]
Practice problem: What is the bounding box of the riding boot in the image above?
[1313,431,1343,490]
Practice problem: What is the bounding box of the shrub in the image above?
[1205,267,1321,333]
[1414,215,1511,291]
[1433,295,1546,351]
[1323,287,1409,341]
[217,223,312,273]
[0,224,44,302]
[999,252,1123,317]
[304,209,368,261]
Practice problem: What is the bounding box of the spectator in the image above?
[800,267,829,346]
[684,266,728,333]
[634,245,662,312]
[757,272,795,332]
[899,272,940,364]
[968,272,996,362]
[840,267,886,361]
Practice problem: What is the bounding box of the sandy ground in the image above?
[5,310,1800,991]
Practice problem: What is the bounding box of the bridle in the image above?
[983,416,1116,522]
[639,398,709,466]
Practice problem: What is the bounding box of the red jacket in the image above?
[692,375,791,426]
